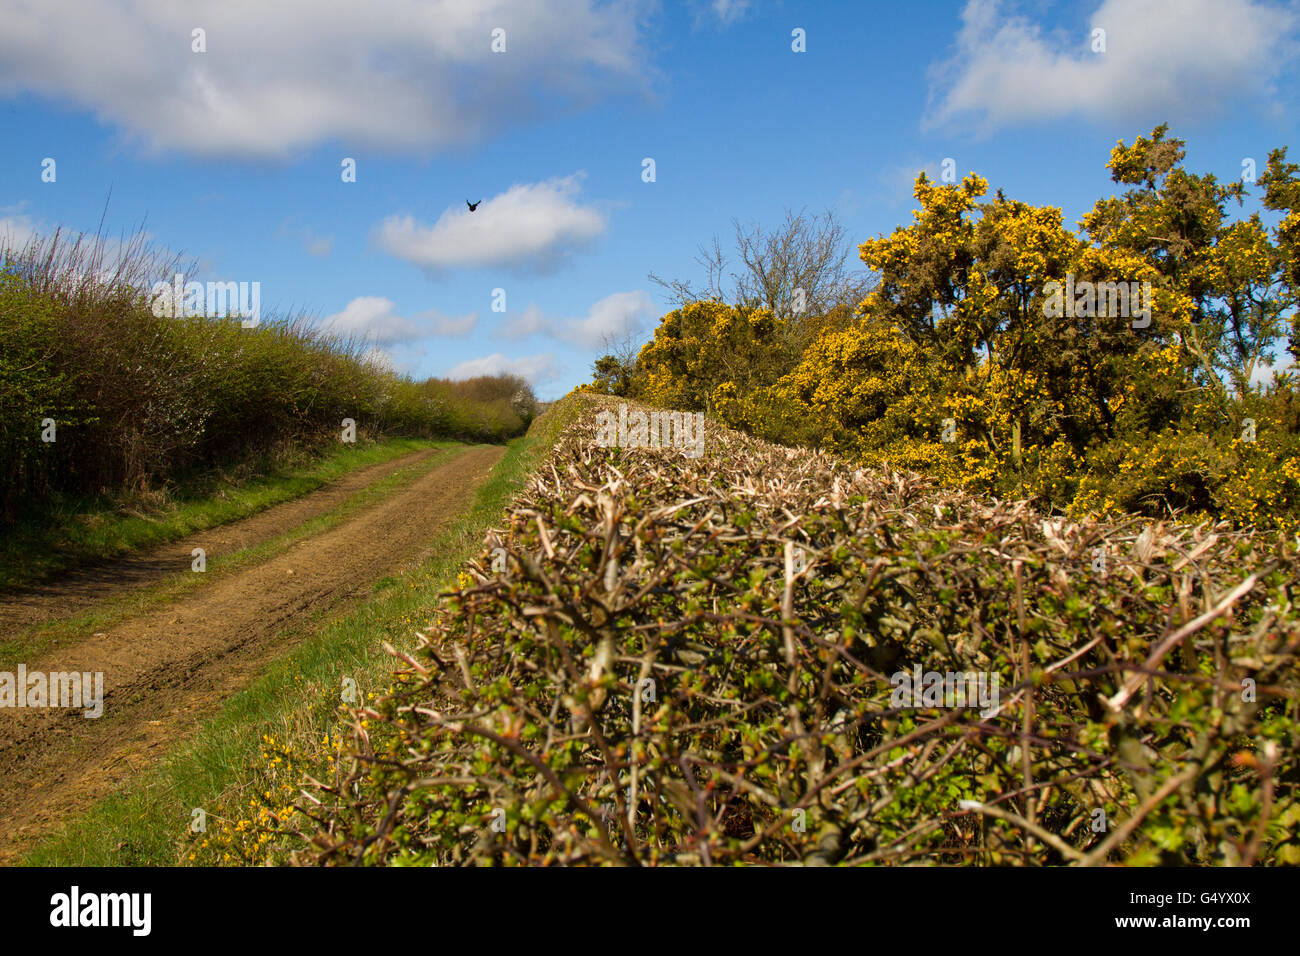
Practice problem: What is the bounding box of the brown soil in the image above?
[0,443,503,861]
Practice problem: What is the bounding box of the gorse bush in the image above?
[0,228,536,523]
[597,126,1300,533]
[300,395,1299,866]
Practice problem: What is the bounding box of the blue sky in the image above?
[2,0,1297,398]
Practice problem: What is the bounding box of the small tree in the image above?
[649,207,875,354]
[589,328,641,396]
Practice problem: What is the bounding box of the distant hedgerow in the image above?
[0,227,536,524]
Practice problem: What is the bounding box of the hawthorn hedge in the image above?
[301,394,1299,866]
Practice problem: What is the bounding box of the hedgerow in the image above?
[299,394,1299,866]
[0,228,536,524]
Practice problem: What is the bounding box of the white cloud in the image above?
[0,208,177,284]
[0,1,649,159]
[374,175,607,274]
[0,212,37,251]
[707,0,752,26]
[558,290,656,346]
[498,290,655,346]
[925,0,1297,133]
[321,296,421,342]
[445,351,563,383]
[304,235,333,257]
[499,303,552,339]
[321,296,478,343]
[428,308,479,337]
[300,228,334,258]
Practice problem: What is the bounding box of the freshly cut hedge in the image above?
[302,394,1299,866]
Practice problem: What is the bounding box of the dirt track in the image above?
[0,443,503,860]
[0,444,449,637]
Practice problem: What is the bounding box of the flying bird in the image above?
[466,199,482,211]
